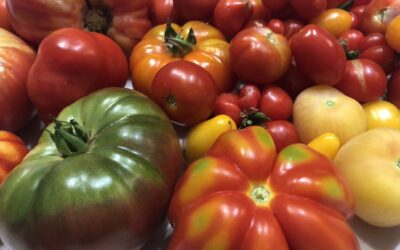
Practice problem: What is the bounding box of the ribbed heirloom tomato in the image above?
[168,126,358,250]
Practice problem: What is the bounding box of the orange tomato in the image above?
[312,8,353,37]
[386,15,400,52]
[130,21,233,97]
[0,131,29,183]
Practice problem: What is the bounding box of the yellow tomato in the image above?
[334,128,400,227]
[363,100,400,130]
[184,115,237,163]
[293,85,367,144]
[312,8,352,37]
[386,15,400,53]
[307,132,341,160]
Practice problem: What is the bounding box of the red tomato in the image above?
[152,61,217,126]
[359,32,386,51]
[244,19,268,28]
[173,0,219,22]
[264,120,300,152]
[0,0,11,30]
[290,0,327,21]
[6,0,152,54]
[213,93,242,125]
[27,28,128,123]
[355,0,372,6]
[360,44,396,74]
[230,27,291,85]
[0,131,29,183]
[262,0,289,12]
[360,0,400,34]
[238,84,261,109]
[259,86,293,120]
[349,5,367,29]
[335,59,387,102]
[339,29,365,51]
[283,19,304,38]
[290,24,347,86]
[248,0,271,21]
[279,61,315,99]
[0,28,35,131]
[213,0,252,39]
[268,19,285,34]
[149,0,177,25]
[387,70,400,108]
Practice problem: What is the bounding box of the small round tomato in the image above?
[259,86,293,120]
[335,59,387,102]
[230,27,291,85]
[264,120,300,152]
[0,0,11,30]
[387,69,400,109]
[248,0,271,21]
[339,29,365,51]
[312,8,353,37]
[359,32,386,51]
[238,84,261,109]
[149,0,177,25]
[290,0,327,21]
[360,44,396,74]
[268,19,285,34]
[151,61,217,126]
[349,5,367,29]
[283,19,304,38]
[262,0,288,12]
[363,100,400,130]
[386,15,400,52]
[213,93,242,125]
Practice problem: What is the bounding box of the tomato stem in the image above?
[83,2,113,34]
[164,21,196,57]
[239,108,270,129]
[338,0,355,10]
[250,186,270,205]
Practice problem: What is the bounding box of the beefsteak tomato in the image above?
[27,28,128,124]
[168,126,358,249]
[0,88,183,250]
[360,0,400,34]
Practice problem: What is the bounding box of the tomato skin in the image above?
[289,0,327,21]
[363,100,400,130]
[150,0,177,25]
[360,44,396,74]
[387,69,400,108]
[349,5,367,29]
[360,0,400,34]
[359,32,386,51]
[268,19,285,34]
[307,132,341,160]
[27,28,128,123]
[279,61,315,99]
[213,0,252,39]
[264,120,300,152]
[0,28,35,131]
[0,0,11,30]
[259,86,293,121]
[248,0,271,20]
[152,61,217,126]
[339,29,365,51]
[290,24,347,86]
[335,59,387,102]
[283,19,304,38]
[168,126,357,250]
[238,84,261,109]
[385,15,400,52]
[173,0,219,22]
[213,93,242,125]
[262,0,289,12]
[0,131,29,184]
[312,8,353,38]
[230,27,291,85]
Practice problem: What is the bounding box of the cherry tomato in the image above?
[360,0,400,34]
[349,5,367,29]
[238,84,261,109]
[339,29,365,51]
[173,0,219,22]
[283,19,304,38]
[213,93,242,125]
[213,0,252,39]
[264,120,300,152]
[279,61,315,99]
[259,86,293,120]
[149,0,177,25]
[152,61,217,126]
[360,44,396,74]
[359,32,386,51]
[248,0,271,21]
[335,59,387,102]
[230,27,291,85]
[387,69,400,109]
[290,24,347,86]
[268,19,285,34]
[0,0,11,30]
[290,0,327,21]
[386,15,400,52]
[312,8,353,37]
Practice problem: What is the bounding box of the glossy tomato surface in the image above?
[259,86,293,120]
[0,0,10,30]
[264,120,300,152]
[0,131,28,183]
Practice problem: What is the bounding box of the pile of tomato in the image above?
[1,0,400,249]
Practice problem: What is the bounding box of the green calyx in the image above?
[251,186,270,204]
[339,39,360,60]
[164,21,196,57]
[239,108,270,129]
[48,119,90,158]
[338,0,355,10]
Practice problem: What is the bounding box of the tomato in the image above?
[387,69,400,108]
[264,120,300,152]
[339,29,365,51]
[248,0,271,21]
[360,0,400,34]
[293,85,366,144]
[283,19,304,38]
[130,22,232,97]
[0,88,183,249]
[213,93,243,125]
[213,0,252,39]
[334,128,400,227]
[6,0,151,54]
[268,19,285,34]
[289,0,327,21]
[173,0,219,22]
[360,44,396,74]
[279,61,315,99]
[327,0,347,8]
[0,131,29,184]
[0,28,35,132]
[168,126,357,249]
[363,100,400,130]
[0,0,10,30]
[259,86,293,121]
[262,0,289,12]
[335,59,387,102]
[27,28,128,124]
[307,132,341,160]
[386,15,400,52]
[184,114,237,163]
[312,8,353,37]
[150,0,177,25]
[359,32,386,50]
[230,27,291,85]
[355,0,372,6]
[349,5,367,29]
[238,84,261,109]
[290,24,347,86]
[152,61,217,126]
